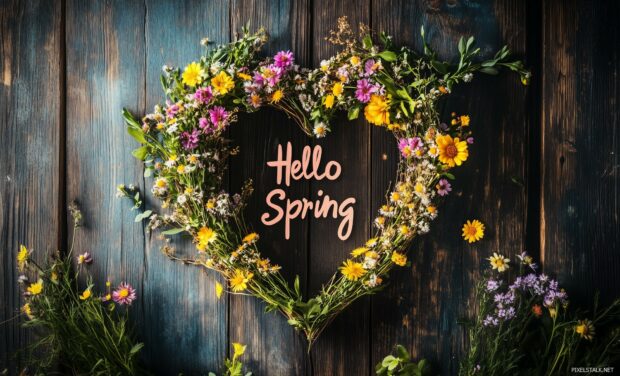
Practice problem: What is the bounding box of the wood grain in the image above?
[309,1,371,375]
[142,1,229,374]
[371,0,530,373]
[541,0,620,305]
[229,1,310,374]
[0,0,62,372]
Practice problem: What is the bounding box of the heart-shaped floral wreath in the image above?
[120,17,528,348]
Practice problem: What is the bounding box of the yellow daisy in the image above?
[324,94,335,109]
[182,62,204,87]
[351,247,369,257]
[332,82,344,97]
[79,289,92,300]
[350,55,361,66]
[436,134,468,167]
[340,260,366,281]
[575,319,595,340]
[22,303,33,319]
[488,252,510,272]
[27,280,43,296]
[229,269,253,292]
[242,232,259,244]
[211,71,234,95]
[17,245,29,271]
[364,95,390,126]
[391,252,407,266]
[462,219,485,243]
[460,115,470,126]
[237,72,252,81]
[196,226,217,251]
[271,89,284,103]
[232,342,246,360]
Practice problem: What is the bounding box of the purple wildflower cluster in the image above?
[482,252,568,327]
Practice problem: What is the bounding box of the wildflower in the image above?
[365,238,379,248]
[350,55,361,66]
[242,232,259,244]
[196,226,217,251]
[340,260,366,281]
[193,86,213,103]
[27,280,43,296]
[79,288,92,300]
[229,269,253,292]
[324,94,335,109]
[182,62,204,87]
[274,50,294,69]
[391,252,407,266]
[463,73,473,82]
[398,137,422,158]
[232,342,246,361]
[112,282,137,305]
[483,315,499,327]
[436,178,452,196]
[488,252,510,272]
[16,245,30,271]
[209,106,229,128]
[366,274,383,288]
[462,220,485,243]
[399,225,410,236]
[355,79,378,103]
[486,279,500,292]
[351,247,369,257]
[17,275,28,284]
[180,129,201,150]
[436,134,468,167]
[575,319,595,340]
[364,59,380,76]
[320,60,329,72]
[460,115,470,126]
[364,95,390,126]
[271,89,284,103]
[548,307,558,319]
[332,82,344,97]
[153,177,168,195]
[22,303,33,319]
[237,72,252,81]
[215,282,224,299]
[517,251,538,271]
[313,122,328,138]
[211,71,234,95]
[532,304,543,318]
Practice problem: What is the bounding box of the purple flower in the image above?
[483,315,499,327]
[355,79,379,103]
[273,50,294,69]
[180,129,200,150]
[166,103,180,119]
[252,71,265,87]
[436,178,452,196]
[209,106,229,129]
[199,117,209,130]
[77,252,93,265]
[486,279,500,292]
[467,137,475,144]
[194,87,213,104]
[112,282,136,305]
[364,59,379,76]
[398,137,423,158]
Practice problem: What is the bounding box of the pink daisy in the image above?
[112,282,137,305]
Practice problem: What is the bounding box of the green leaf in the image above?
[132,146,148,160]
[480,66,499,75]
[443,172,456,180]
[348,106,360,120]
[377,50,397,62]
[294,276,301,297]
[466,36,475,51]
[362,35,373,50]
[458,37,465,54]
[127,126,147,144]
[161,227,185,235]
[122,108,141,128]
[396,344,410,361]
[134,210,152,222]
[144,167,153,178]
[129,343,144,355]
[431,60,449,75]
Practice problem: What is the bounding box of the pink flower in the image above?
[364,59,378,76]
[398,137,423,158]
[252,71,265,88]
[273,50,294,69]
[193,87,213,104]
[436,178,452,196]
[209,106,229,129]
[165,103,179,119]
[181,129,200,150]
[355,79,379,103]
[112,282,136,305]
[77,252,93,265]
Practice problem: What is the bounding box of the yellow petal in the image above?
[215,282,224,299]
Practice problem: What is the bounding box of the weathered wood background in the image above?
[1,0,619,375]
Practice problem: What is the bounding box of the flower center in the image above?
[445,144,458,158]
[119,289,129,298]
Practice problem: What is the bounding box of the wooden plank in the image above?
[0,0,62,372]
[229,1,311,374]
[371,1,530,373]
[309,2,371,375]
[142,1,229,373]
[541,0,620,305]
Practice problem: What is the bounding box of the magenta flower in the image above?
[180,129,200,150]
[112,282,136,305]
[252,71,265,87]
[264,64,283,87]
[77,252,93,265]
[467,137,475,144]
[193,87,213,104]
[199,117,209,130]
[364,59,378,76]
[273,50,294,69]
[397,137,422,158]
[355,79,379,103]
[165,103,179,119]
[209,106,229,129]
[436,178,452,196]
